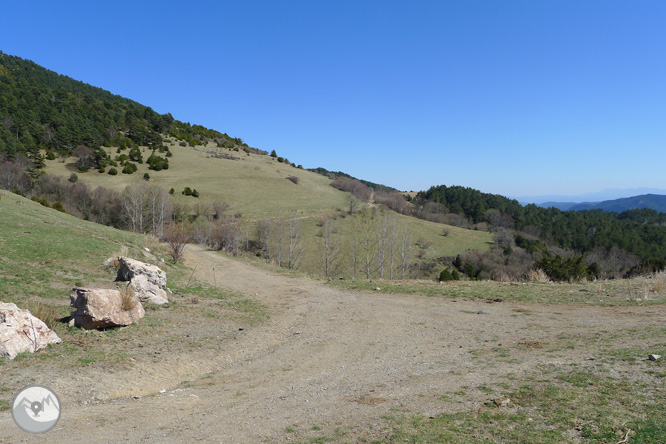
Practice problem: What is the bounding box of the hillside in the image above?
[2,189,666,443]
[0,51,248,164]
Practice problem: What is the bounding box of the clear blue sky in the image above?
[3,1,665,197]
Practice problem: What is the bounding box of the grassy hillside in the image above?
[0,190,267,410]
[44,141,350,217]
[42,141,493,274]
[0,190,162,306]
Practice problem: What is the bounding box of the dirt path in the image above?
[2,245,665,443]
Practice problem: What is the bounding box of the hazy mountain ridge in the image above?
[517,188,666,205]
[569,194,666,213]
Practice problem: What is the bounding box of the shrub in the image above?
[108,167,118,175]
[527,268,551,283]
[270,149,277,158]
[45,150,56,160]
[122,163,137,174]
[536,253,590,282]
[98,167,106,173]
[286,176,299,184]
[143,173,150,181]
[169,187,175,195]
[31,196,50,207]
[439,268,457,282]
[147,153,169,171]
[192,189,199,198]
[183,187,193,196]
[277,157,285,163]
[162,223,191,263]
[69,173,78,183]
[52,201,66,212]
[128,147,143,163]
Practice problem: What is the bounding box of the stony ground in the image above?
[1,244,664,443]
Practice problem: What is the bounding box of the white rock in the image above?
[127,275,169,305]
[116,257,167,289]
[0,302,61,359]
[649,354,662,361]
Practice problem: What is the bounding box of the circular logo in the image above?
[11,385,61,433]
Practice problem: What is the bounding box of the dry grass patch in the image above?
[119,285,138,311]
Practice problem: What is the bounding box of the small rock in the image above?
[144,247,150,252]
[649,354,662,361]
[133,395,141,399]
[477,310,488,315]
[375,287,381,291]
[159,389,166,394]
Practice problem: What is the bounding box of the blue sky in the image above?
[3,1,665,197]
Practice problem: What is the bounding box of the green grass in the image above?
[43,141,494,276]
[0,192,269,409]
[373,364,666,444]
[0,191,164,305]
[326,276,666,306]
[44,141,350,217]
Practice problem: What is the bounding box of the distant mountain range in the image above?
[516,188,666,205]
[537,194,666,213]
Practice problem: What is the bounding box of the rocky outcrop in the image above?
[127,275,169,305]
[0,302,62,359]
[116,257,167,289]
[69,287,145,330]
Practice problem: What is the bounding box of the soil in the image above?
[1,244,664,443]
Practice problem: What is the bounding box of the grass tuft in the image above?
[119,285,138,311]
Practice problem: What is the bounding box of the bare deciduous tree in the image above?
[318,217,341,277]
[286,217,303,269]
[162,222,191,263]
[121,183,148,232]
[398,227,414,279]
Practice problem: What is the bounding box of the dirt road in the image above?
[2,245,663,443]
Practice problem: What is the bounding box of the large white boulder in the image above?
[116,257,167,289]
[69,287,145,330]
[127,275,169,305]
[0,302,62,359]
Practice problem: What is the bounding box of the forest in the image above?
[0,52,247,170]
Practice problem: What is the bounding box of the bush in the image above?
[31,195,50,207]
[169,187,175,195]
[143,173,150,181]
[439,268,456,281]
[69,173,78,183]
[108,167,118,175]
[536,254,591,282]
[122,163,138,174]
[45,150,56,160]
[192,189,199,198]
[128,147,143,163]
[147,153,169,171]
[286,176,299,184]
[52,201,66,212]
[277,157,285,163]
[183,187,193,196]
[270,149,277,158]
